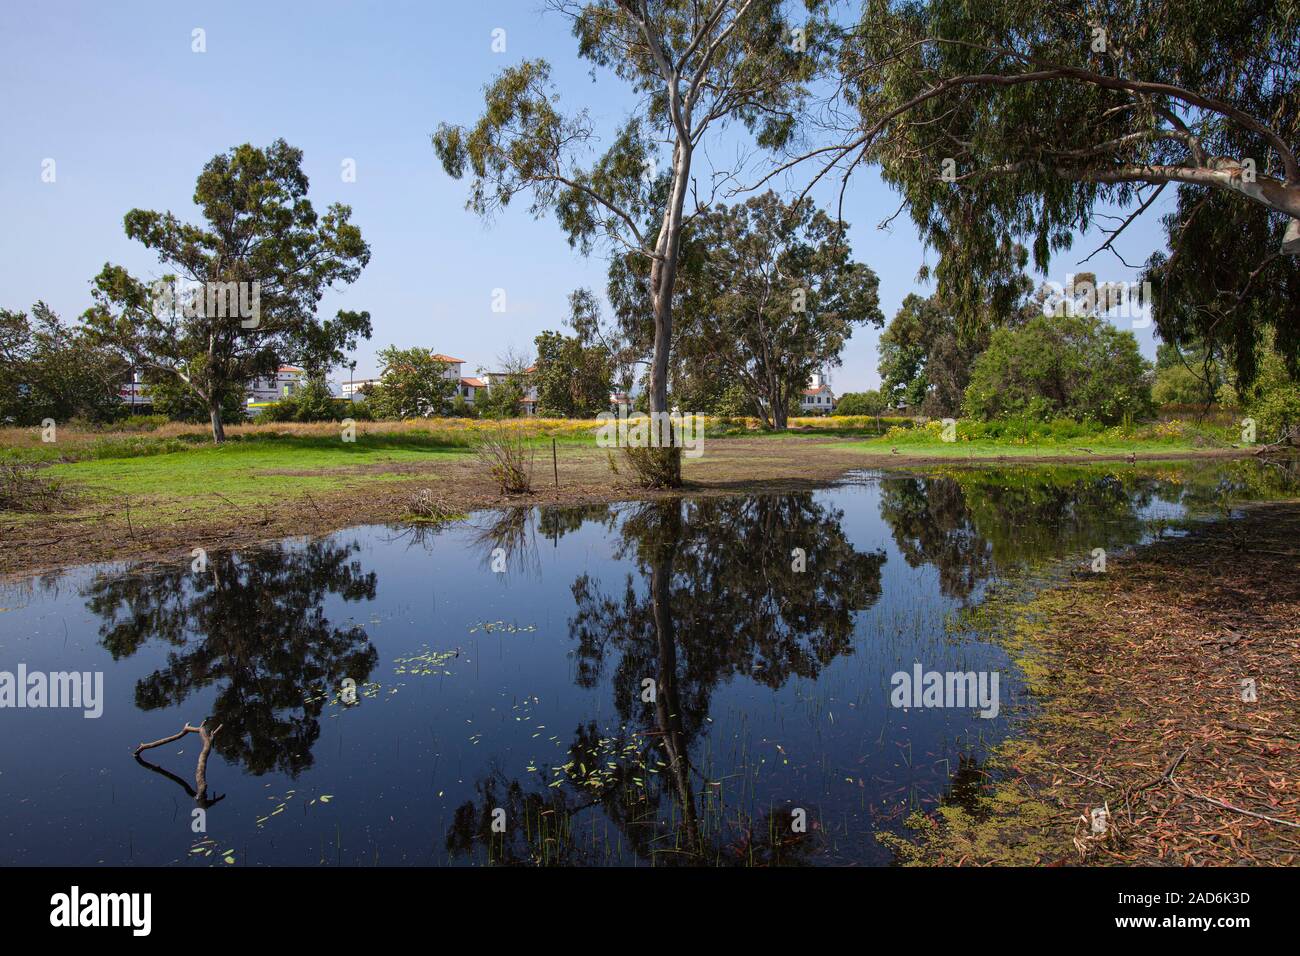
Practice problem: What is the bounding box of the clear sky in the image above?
[0,0,1173,392]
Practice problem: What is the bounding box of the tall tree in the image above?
[83,140,372,441]
[878,293,947,410]
[365,348,457,419]
[808,0,1299,382]
[533,329,613,418]
[674,191,881,428]
[878,271,1031,415]
[433,1,829,483]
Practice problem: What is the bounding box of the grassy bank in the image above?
[0,415,1259,578]
[884,502,1300,865]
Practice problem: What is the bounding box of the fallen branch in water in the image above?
[134,719,224,806]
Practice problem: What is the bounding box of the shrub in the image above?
[117,414,171,431]
[472,425,535,494]
[1244,350,1300,444]
[833,390,887,416]
[621,444,682,488]
[963,313,1153,425]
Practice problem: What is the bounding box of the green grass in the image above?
[3,416,1248,534]
[828,437,1217,457]
[829,416,1239,457]
[41,436,470,525]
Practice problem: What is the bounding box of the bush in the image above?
[1244,350,1300,444]
[117,414,171,431]
[472,425,535,494]
[407,488,459,523]
[620,445,682,488]
[833,390,886,416]
[254,376,346,423]
[964,313,1153,425]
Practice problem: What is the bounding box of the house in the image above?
[477,367,539,416]
[341,377,382,400]
[800,372,835,414]
[245,366,306,416]
[428,355,516,410]
[431,355,466,381]
[458,376,488,405]
[117,366,308,417]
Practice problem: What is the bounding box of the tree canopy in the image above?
[670,191,881,428]
[365,348,457,419]
[0,303,127,426]
[817,0,1299,384]
[83,139,371,441]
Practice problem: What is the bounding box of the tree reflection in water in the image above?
[82,539,379,777]
[447,495,886,864]
[879,467,1169,599]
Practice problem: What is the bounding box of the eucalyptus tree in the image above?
[84,140,372,441]
[798,0,1299,382]
[675,191,881,428]
[433,1,830,483]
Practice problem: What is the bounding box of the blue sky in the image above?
[0,0,1173,391]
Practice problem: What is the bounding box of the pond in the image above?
[0,459,1294,866]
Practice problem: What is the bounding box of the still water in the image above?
[0,461,1291,866]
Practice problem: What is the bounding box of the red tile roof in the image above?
[461,377,487,388]
[430,353,465,363]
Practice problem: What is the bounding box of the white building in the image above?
[340,378,382,399]
[246,366,306,405]
[800,371,836,414]
[339,353,540,416]
[117,366,308,417]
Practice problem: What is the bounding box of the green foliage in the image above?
[365,348,457,420]
[82,139,371,440]
[1144,188,1299,387]
[673,191,882,428]
[878,278,1031,415]
[878,294,945,409]
[1244,349,1300,443]
[1153,363,1214,406]
[0,303,127,426]
[840,0,1299,384]
[963,313,1153,425]
[146,366,246,423]
[476,377,525,420]
[448,393,478,418]
[533,328,611,418]
[255,375,346,422]
[833,390,886,416]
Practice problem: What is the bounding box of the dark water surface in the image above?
[1,460,1293,866]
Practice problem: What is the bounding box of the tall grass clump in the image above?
[621,444,682,488]
[0,461,77,513]
[472,424,535,494]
